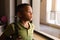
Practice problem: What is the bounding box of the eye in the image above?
[26,10,32,13]
[27,11,31,13]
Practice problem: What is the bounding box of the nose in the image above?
[29,10,32,15]
[30,12,32,15]
[30,12,32,18]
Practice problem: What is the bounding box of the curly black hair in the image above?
[16,3,31,13]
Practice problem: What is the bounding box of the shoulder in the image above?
[3,23,15,36]
[6,23,14,28]
[5,23,16,32]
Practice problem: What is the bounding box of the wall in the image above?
[52,0,56,11]
[22,0,30,4]
[32,0,40,30]
[17,0,22,5]
[0,0,10,23]
[0,0,5,17]
[40,0,46,24]
[5,0,15,24]
[9,0,15,23]
[5,0,10,23]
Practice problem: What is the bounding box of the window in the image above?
[46,0,60,26]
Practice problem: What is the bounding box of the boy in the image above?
[0,3,34,40]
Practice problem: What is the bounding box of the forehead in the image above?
[23,6,32,11]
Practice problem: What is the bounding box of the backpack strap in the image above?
[9,23,19,40]
[13,23,18,37]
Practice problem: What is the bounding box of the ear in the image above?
[17,12,21,17]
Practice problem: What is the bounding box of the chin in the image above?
[27,18,32,21]
[30,18,32,21]
[27,19,32,21]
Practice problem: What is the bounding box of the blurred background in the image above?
[0,0,60,40]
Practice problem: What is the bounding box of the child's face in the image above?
[19,6,32,21]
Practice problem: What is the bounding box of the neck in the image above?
[22,21,29,25]
[20,20,30,29]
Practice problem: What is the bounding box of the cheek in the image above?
[28,14,32,20]
[28,13,32,18]
[26,14,31,18]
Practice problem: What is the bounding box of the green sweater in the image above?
[4,22,34,40]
